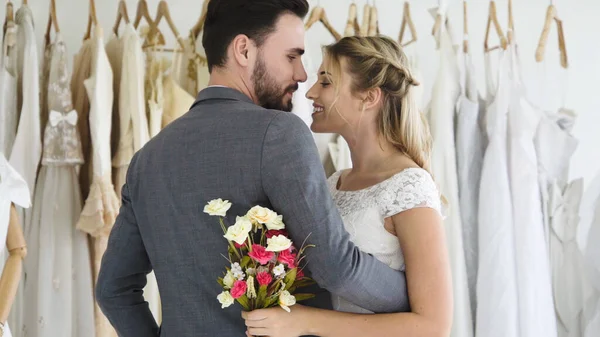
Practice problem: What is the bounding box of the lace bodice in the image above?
[41,36,84,166]
[327,167,442,313]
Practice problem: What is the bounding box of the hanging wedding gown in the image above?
[476,47,519,337]
[507,42,558,337]
[22,35,95,337]
[7,7,41,336]
[74,25,119,337]
[0,154,31,337]
[0,20,18,157]
[454,51,484,321]
[426,22,473,337]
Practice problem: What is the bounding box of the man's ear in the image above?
[230,34,255,68]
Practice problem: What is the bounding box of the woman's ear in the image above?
[362,87,383,111]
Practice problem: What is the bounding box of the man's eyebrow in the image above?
[287,48,305,55]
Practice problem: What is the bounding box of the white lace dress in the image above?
[326,168,442,313]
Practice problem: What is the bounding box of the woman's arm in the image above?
[243,207,453,337]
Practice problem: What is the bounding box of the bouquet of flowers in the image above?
[204,198,316,312]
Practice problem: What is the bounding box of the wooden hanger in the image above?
[144,0,186,50]
[368,3,380,36]
[344,2,359,37]
[3,1,14,38]
[463,0,468,53]
[113,0,130,36]
[305,6,342,41]
[507,0,515,44]
[83,0,98,41]
[535,4,568,68]
[44,0,60,46]
[22,0,26,4]
[484,1,507,52]
[398,2,417,47]
[191,0,210,39]
[359,3,371,36]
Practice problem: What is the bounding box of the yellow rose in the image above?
[265,235,292,252]
[265,214,285,230]
[204,198,232,217]
[217,291,234,308]
[223,271,235,289]
[246,206,277,225]
[278,290,296,312]
[224,216,252,245]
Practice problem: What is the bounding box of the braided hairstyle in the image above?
[323,35,433,175]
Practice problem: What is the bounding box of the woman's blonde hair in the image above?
[323,35,433,175]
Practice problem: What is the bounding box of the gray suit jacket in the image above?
[96,87,409,336]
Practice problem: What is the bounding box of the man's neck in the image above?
[208,68,258,105]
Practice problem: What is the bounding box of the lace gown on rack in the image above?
[326,168,441,313]
[22,35,95,337]
[0,153,31,337]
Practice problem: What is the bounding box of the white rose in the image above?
[278,290,297,312]
[265,214,285,230]
[217,291,234,308]
[223,271,235,289]
[204,198,232,217]
[246,206,277,225]
[224,216,253,245]
[265,235,292,252]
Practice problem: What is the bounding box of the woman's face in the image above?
[306,58,365,135]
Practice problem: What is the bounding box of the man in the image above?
[95,1,409,336]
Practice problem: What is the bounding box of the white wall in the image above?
[1,0,598,185]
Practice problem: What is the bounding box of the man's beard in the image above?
[252,57,298,112]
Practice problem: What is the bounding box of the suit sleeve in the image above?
[260,112,410,313]
[96,152,160,336]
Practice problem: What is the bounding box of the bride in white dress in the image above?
[243,36,452,336]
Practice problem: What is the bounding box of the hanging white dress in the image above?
[580,171,600,337]
[534,103,583,337]
[454,52,484,321]
[74,25,120,337]
[476,48,519,337]
[7,7,41,336]
[109,24,150,198]
[22,35,95,337]
[0,153,30,337]
[0,21,18,157]
[427,23,473,337]
[507,43,558,337]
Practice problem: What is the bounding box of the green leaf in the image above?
[283,268,297,290]
[217,277,224,287]
[240,256,252,268]
[237,294,251,311]
[294,278,316,289]
[294,293,316,302]
[264,294,279,307]
[256,285,268,307]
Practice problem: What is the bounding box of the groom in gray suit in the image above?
[96,0,409,336]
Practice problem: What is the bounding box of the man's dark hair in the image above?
[202,0,310,72]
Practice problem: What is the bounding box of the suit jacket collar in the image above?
[194,86,254,106]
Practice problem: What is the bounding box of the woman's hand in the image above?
[242,304,311,337]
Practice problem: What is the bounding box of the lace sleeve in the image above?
[382,168,442,218]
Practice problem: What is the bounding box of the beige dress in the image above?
[0,21,18,157]
[171,30,209,97]
[74,26,119,337]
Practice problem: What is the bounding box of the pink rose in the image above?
[256,272,273,286]
[296,269,305,280]
[230,280,247,299]
[249,244,275,265]
[266,229,289,239]
[277,249,297,267]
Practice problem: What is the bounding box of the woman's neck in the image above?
[342,126,400,174]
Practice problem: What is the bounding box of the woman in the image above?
[242,36,453,337]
